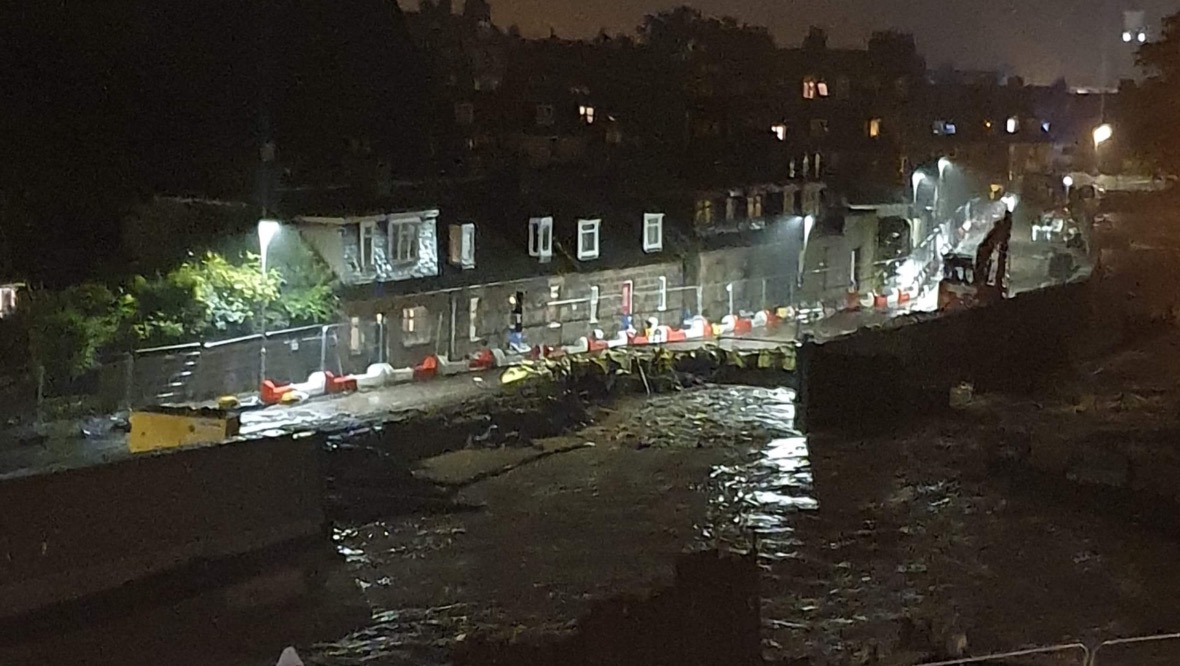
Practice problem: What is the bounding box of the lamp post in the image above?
[257,219,281,386]
[1063,175,1074,201]
[911,171,928,207]
[935,158,951,219]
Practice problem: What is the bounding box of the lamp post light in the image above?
[1063,175,1074,201]
[935,158,952,219]
[1092,124,1113,175]
[911,172,929,210]
[257,219,281,385]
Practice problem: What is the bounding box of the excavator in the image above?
[937,210,1012,311]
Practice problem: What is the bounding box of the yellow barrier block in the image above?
[128,407,241,454]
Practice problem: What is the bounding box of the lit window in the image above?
[802,76,818,99]
[868,118,881,138]
[747,194,764,219]
[643,213,664,253]
[390,222,419,263]
[401,306,431,346]
[1123,30,1133,42]
[771,123,787,141]
[448,222,476,269]
[579,105,595,124]
[1041,121,1051,133]
[359,220,377,270]
[1006,117,1019,134]
[1138,31,1147,43]
[694,199,714,225]
[589,285,600,323]
[528,216,553,261]
[454,102,474,125]
[577,219,601,260]
[468,297,480,341]
[816,81,829,97]
[536,104,555,126]
[932,120,956,136]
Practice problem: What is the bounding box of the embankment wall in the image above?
[799,281,1091,432]
[0,435,325,620]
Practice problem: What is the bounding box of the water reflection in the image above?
[703,387,818,562]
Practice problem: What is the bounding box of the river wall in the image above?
[798,281,1091,433]
[0,434,325,621]
[451,550,762,666]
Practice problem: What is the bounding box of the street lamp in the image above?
[1093,123,1113,147]
[1063,175,1074,200]
[257,219,281,385]
[1093,123,1113,174]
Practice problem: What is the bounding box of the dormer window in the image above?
[390,221,419,263]
[577,219,600,260]
[528,216,553,262]
[359,220,377,270]
[643,213,664,253]
[449,222,476,269]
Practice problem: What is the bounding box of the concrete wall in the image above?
[799,280,1089,432]
[0,435,325,620]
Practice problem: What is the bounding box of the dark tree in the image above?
[1130,10,1180,172]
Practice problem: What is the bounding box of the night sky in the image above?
[412,0,1179,87]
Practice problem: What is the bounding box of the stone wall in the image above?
[799,280,1089,432]
[0,435,325,621]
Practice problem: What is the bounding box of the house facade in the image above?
[284,175,908,370]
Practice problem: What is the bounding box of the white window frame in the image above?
[643,213,664,253]
[390,221,418,263]
[577,218,600,260]
[349,316,363,355]
[468,297,480,341]
[449,222,476,269]
[359,220,377,270]
[658,276,668,312]
[528,216,553,262]
[589,286,599,323]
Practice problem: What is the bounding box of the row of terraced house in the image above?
[269,172,914,374]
